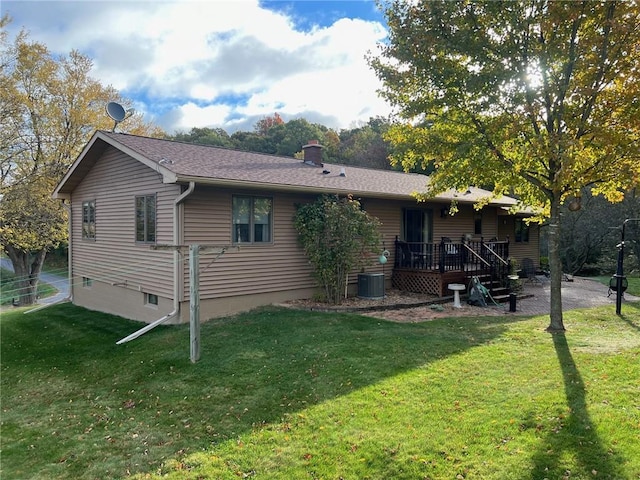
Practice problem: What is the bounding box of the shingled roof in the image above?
[54,130,517,207]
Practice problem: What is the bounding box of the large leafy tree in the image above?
[337,117,393,170]
[269,118,336,158]
[371,0,640,331]
[0,17,163,305]
[254,112,284,136]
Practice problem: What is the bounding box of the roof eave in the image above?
[171,175,513,205]
[172,175,417,200]
[53,131,178,199]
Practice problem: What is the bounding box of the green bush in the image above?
[294,195,381,304]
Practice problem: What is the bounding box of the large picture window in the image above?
[82,200,96,239]
[135,195,156,243]
[515,218,530,243]
[232,196,272,243]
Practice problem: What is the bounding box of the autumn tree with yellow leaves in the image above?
[0,15,163,305]
[371,0,640,331]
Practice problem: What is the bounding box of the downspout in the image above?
[116,181,195,345]
[172,181,196,317]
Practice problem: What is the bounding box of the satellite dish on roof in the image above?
[105,101,134,132]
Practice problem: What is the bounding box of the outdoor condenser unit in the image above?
[357,273,385,299]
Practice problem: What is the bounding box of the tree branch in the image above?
[553,1,586,134]
[576,1,617,138]
[468,111,551,196]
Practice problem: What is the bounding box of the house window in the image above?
[402,208,433,244]
[515,218,530,242]
[82,277,93,288]
[145,293,158,306]
[474,212,482,235]
[232,196,272,243]
[82,200,96,239]
[135,195,156,243]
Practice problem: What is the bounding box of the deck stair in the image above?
[467,272,511,303]
[461,238,512,303]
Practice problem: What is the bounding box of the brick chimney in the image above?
[302,140,323,166]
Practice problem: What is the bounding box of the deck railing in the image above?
[394,236,510,281]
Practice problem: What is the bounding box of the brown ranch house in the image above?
[53,131,540,324]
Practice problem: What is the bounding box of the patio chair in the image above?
[521,257,542,285]
[397,241,423,268]
[442,237,458,255]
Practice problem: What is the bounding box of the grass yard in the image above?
[1,303,639,479]
[593,275,640,297]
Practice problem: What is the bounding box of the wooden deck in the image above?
[392,268,468,297]
[392,238,511,297]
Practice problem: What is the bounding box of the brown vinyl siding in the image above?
[431,204,500,242]
[498,216,540,266]
[71,146,179,300]
[182,192,408,300]
[434,204,473,241]
[361,199,402,276]
[182,187,316,300]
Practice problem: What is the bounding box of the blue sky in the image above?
[3,0,391,134]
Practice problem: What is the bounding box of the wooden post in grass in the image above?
[118,244,234,358]
[189,244,200,363]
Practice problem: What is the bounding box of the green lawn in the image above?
[592,275,640,297]
[1,303,639,479]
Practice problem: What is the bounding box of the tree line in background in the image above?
[166,114,422,173]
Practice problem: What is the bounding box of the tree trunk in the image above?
[5,246,47,306]
[546,196,565,332]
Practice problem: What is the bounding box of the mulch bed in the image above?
[280,288,513,323]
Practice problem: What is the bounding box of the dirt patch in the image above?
[280,288,512,323]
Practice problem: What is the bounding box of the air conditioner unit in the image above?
[357,273,385,299]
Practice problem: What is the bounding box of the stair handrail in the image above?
[463,243,491,268]
[482,241,509,266]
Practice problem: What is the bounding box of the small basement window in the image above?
[82,277,93,288]
[145,293,159,306]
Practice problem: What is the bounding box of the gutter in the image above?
[116,181,196,344]
[170,175,416,200]
[168,175,516,207]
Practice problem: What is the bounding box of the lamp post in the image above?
[615,218,640,315]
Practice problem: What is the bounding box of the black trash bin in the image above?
[509,293,517,312]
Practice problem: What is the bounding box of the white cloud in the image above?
[172,102,233,132]
[4,0,391,133]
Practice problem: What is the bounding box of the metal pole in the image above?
[615,219,640,316]
[615,222,625,315]
[189,244,200,363]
